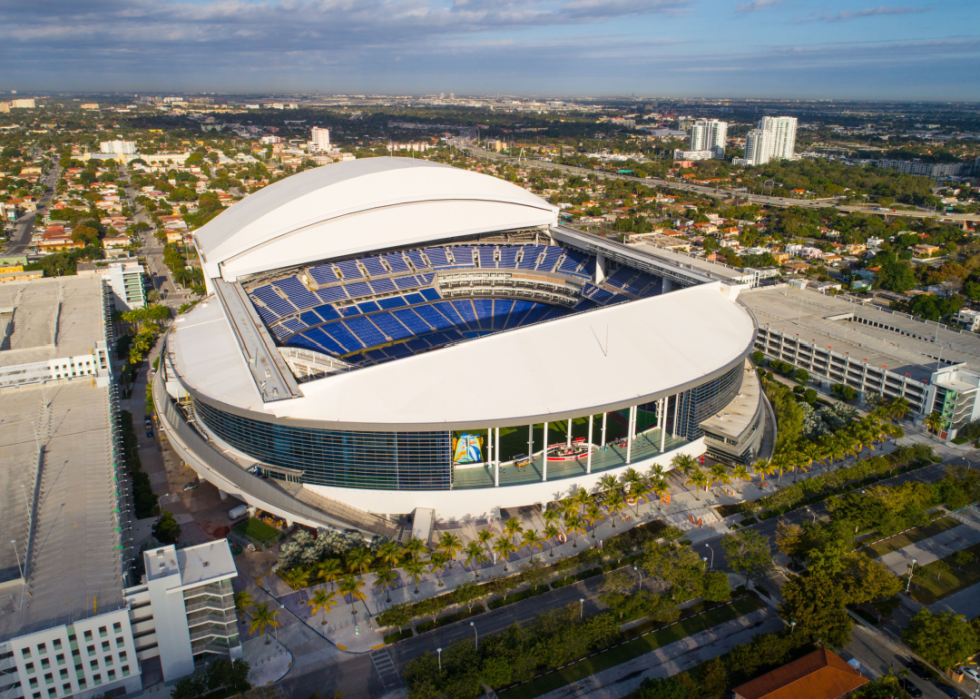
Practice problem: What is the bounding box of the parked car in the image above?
[146,429,153,438]
[183,481,199,491]
[959,666,980,684]
[933,681,961,698]
[900,679,923,698]
[905,660,930,679]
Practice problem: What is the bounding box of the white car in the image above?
[959,665,980,683]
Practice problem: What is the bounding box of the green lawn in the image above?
[909,541,980,605]
[234,517,282,544]
[500,596,762,699]
[864,517,962,558]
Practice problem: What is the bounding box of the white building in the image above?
[759,116,798,161]
[99,141,137,156]
[11,99,35,109]
[310,127,331,152]
[690,119,727,159]
[103,259,146,311]
[673,149,714,162]
[742,129,772,166]
[123,542,241,682]
[955,308,980,332]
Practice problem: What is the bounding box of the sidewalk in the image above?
[878,509,980,575]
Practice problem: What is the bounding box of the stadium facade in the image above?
[154,158,764,529]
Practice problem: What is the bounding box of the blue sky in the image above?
[2,0,978,99]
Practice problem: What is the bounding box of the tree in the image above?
[346,547,373,577]
[904,609,980,671]
[153,510,182,544]
[428,551,450,587]
[775,521,805,562]
[521,556,550,590]
[925,411,945,435]
[437,532,463,567]
[840,555,901,605]
[463,540,489,577]
[233,590,253,616]
[249,603,280,644]
[700,657,729,697]
[671,453,697,478]
[503,517,524,544]
[702,570,731,602]
[403,558,426,594]
[685,468,710,500]
[450,580,483,612]
[373,568,398,603]
[375,540,402,570]
[492,536,517,570]
[731,463,751,492]
[875,259,916,293]
[404,536,427,562]
[337,574,366,616]
[632,676,688,699]
[780,574,853,648]
[307,588,338,626]
[721,530,773,584]
[316,558,343,591]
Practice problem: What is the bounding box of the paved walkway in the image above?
[929,580,980,618]
[243,636,293,686]
[535,608,782,699]
[879,509,980,575]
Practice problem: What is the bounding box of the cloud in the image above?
[797,5,930,23]
[736,0,780,13]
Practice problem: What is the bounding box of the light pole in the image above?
[11,540,22,579]
[579,598,585,621]
[437,647,442,672]
[470,621,478,649]
[634,564,643,585]
[906,559,917,593]
[790,621,796,635]
[705,544,714,569]
[702,556,708,570]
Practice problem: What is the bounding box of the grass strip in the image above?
[863,516,961,558]
[500,596,762,699]
[488,587,549,610]
[909,541,980,605]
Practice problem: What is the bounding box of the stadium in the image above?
[154,157,764,532]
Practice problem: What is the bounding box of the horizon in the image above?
[2,0,979,101]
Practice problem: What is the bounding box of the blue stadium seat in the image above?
[415,305,452,330]
[345,281,372,298]
[472,299,493,330]
[403,292,425,305]
[282,317,306,333]
[370,278,396,294]
[250,285,296,317]
[361,256,387,276]
[386,344,413,359]
[300,311,323,327]
[432,301,465,327]
[307,265,338,285]
[321,323,362,352]
[316,286,348,304]
[383,253,411,274]
[358,300,381,313]
[378,296,407,310]
[314,304,340,321]
[517,245,543,270]
[255,306,278,325]
[449,246,475,267]
[536,246,563,272]
[423,247,452,267]
[392,308,431,335]
[288,333,324,353]
[404,336,432,352]
[370,312,413,341]
[406,250,428,270]
[341,306,361,317]
[498,246,519,268]
[344,317,386,348]
[335,259,363,280]
[452,299,477,324]
[395,276,420,291]
[478,247,497,268]
[420,288,440,302]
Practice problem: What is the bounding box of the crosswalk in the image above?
[370,648,404,692]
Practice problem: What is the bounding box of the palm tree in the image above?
[403,558,426,594]
[560,497,579,521]
[823,437,847,472]
[463,540,490,577]
[708,463,731,494]
[647,463,666,481]
[730,464,750,492]
[620,467,644,495]
[542,506,561,529]
[438,532,463,568]
[925,411,945,436]
[604,488,627,526]
[563,514,586,548]
[671,453,697,480]
[233,590,253,616]
[572,487,592,516]
[316,558,343,592]
[771,451,792,485]
[337,574,366,620]
[686,468,710,500]
[428,551,450,587]
[346,547,374,578]
[584,502,604,539]
[543,523,562,556]
[492,536,517,571]
[887,396,912,422]
[650,476,670,509]
[249,603,280,645]
[307,588,338,626]
[799,441,825,479]
[372,568,398,603]
[520,529,544,554]
[375,541,402,570]
[502,517,524,544]
[597,474,620,495]
[477,528,494,560]
[882,421,904,443]
[404,536,427,562]
[279,567,308,592]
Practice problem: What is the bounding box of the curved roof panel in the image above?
[194,157,558,281]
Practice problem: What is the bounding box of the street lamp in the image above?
[437,647,443,672]
[906,559,917,593]
[470,621,478,649]
[702,556,708,570]
[790,621,796,635]
[11,540,22,579]
[579,598,585,621]
[705,544,714,569]
[634,564,644,585]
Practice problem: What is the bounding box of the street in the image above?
[3,164,60,255]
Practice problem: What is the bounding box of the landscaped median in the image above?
[908,540,980,605]
[499,595,763,699]
[861,514,961,558]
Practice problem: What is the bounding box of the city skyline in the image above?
[2,0,978,100]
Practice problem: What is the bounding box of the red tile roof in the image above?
[732,649,867,699]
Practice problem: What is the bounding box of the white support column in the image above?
[587,414,594,474]
[495,427,500,469]
[660,398,667,453]
[487,428,493,466]
[601,412,607,447]
[626,406,634,464]
[567,418,572,448]
[529,423,534,458]
[542,422,549,482]
[494,427,500,487]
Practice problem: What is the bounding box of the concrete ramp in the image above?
[412,508,435,544]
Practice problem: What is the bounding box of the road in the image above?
[3,164,60,255]
[455,141,980,225]
[846,624,956,699]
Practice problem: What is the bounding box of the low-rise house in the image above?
[732,649,867,699]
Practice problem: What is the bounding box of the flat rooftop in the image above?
[0,381,124,642]
[0,276,105,367]
[176,541,236,587]
[740,286,980,381]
